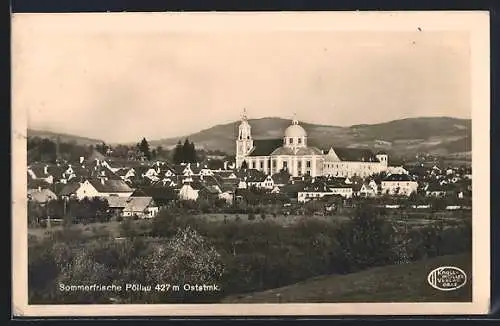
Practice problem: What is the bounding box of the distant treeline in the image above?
[27,136,229,165]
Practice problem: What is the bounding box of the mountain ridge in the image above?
[28,116,472,159]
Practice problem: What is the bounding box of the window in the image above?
[252,162,256,169]
[298,161,302,169]
[260,161,264,169]
[307,161,311,168]
[289,138,294,144]
[298,138,302,144]
[272,160,276,168]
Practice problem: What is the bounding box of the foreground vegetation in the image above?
[223,253,472,303]
[28,205,472,304]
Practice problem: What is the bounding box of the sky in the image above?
[13,14,471,143]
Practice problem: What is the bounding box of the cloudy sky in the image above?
[13,14,471,143]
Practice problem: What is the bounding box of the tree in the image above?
[183,139,191,163]
[173,141,183,164]
[138,138,151,160]
[334,205,399,273]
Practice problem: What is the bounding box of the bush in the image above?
[334,205,398,273]
[260,213,266,220]
[248,213,256,221]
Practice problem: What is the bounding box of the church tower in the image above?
[236,108,253,169]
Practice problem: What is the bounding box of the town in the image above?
[26,116,472,226]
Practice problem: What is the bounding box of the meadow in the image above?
[27,205,472,304]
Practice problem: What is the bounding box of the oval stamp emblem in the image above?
[427,266,467,291]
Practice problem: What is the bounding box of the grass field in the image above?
[222,253,472,303]
[28,210,470,241]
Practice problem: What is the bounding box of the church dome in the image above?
[284,119,307,138]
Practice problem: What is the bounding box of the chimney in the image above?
[38,186,42,191]
[224,161,228,170]
[101,178,105,185]
[197,162,200,168]
[43,165,49,175]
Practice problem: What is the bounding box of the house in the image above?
[59,182,81,199]
[27,188,57,204]
[27,164,54,184]
[74,178,134,199]
[387,166,409,175]
[358,182,378,197]
[296,181,352,202]
[122,196,159,219]
[381,173,418,196]
[248,175,275,190]
[425,183,458,198]
[178,182,200,201]
[131,187,177,206]
[105,196,129,216]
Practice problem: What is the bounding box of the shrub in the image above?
[248,213,256,221]
[260,213,266,220]
[334,205,398,273]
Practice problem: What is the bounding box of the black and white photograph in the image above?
[12,11,490,316]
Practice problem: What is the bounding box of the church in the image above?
[235,111,389,178]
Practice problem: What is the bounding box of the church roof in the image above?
[248,139,283,157]
[270,146,323,156]
[330,148,380,162]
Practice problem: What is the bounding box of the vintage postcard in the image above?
[12,11,490,316]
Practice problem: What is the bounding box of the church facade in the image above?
[235,112,389,178]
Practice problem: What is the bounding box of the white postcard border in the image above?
[11,11,490,316]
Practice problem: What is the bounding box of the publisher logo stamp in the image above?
[427,266,467,291]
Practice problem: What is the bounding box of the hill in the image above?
[222,253,472,303]
[149,117,471,159]
[27,129,104,146]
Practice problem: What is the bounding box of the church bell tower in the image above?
[236,108,253,169]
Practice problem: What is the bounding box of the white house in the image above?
[381,174,418,196]
[200,168,215,177]
[358,182,378,197]
[247,175,275,190]
[122,196,159,219]
[74,178,134,200]
[178,183,199,201]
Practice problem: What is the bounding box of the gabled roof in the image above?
[132,186,177,203]
[331,148,380,162]
[245,169,267,182]
[59,182,81,196]
[248,139,283,157]
[28,164,51,178]
[105,196,129,209]
[281,182,306,195]
[47,166,66,179]
[27,188,57,203]
[88,178,134,193]
[382,174,414,182]
[27,178,51,191]
[123,196,156,213]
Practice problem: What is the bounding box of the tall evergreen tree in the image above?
[138,137,151,160]
[173,140,183,164]
[183,139,191,163]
